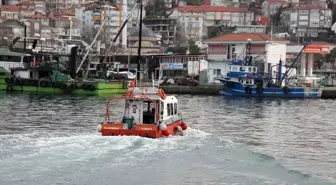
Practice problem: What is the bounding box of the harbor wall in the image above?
[161,85,336,99]
[160,85,224,95]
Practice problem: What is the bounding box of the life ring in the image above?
[32,61,41,67]
[159,88,166,100]
[248,73,254,78]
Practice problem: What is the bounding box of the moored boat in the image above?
[216,42,323,98]
[97,85,188,138]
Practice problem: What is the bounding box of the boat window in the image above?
[143,102,149,112]
[167,103,170,116]
[170,103,173,116]
[160,102,164,117]
[253,68,257,72]
[174,103,177,114]
[248,67,252,72]
[229,66,232,71]
[240,67,245,72]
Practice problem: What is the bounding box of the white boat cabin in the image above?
[121,87,180,128]
[229,64,257,73]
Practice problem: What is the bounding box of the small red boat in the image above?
[97,84,188,138]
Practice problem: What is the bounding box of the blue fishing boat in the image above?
[216,42,323,98]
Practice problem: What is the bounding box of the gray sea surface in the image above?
[0,93,335,185]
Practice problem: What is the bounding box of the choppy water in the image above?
[0,93,335,185]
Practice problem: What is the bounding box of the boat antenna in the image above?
[136,1,143,82]
[280,41,310,85]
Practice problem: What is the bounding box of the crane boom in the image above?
[76,0,141,74]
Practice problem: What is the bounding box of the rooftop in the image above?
[287,4,329,11]
[204,33,287,43]
[175,5,249,13]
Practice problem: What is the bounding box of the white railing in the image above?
[0,61,24,72]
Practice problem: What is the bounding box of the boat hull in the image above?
[219,81,322,98]
[100,120,184,138]
[0,80,128,96]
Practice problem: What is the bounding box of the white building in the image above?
[170,5,254,41]
[262,0,286,16]
[204,32,289,83]
[281,4,332,37]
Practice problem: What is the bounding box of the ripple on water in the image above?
[0,94,335,184]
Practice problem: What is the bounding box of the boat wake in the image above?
[0,128,333,185]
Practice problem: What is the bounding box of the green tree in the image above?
[188,40,201,54]
[185,0,203,5]
[145,0,167,17]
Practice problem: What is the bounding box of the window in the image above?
[170,103,173,116]
[253,68,257,72]
[240,67,245,72]
[174,103,177,114]
[167,103,170,116]
[248,67,252,72]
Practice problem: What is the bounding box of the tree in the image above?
[270,3,293,27]
[185,0,203,5]
[145,0,168,17]
[188,40,200,54]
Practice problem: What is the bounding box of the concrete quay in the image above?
[160,85,224,95]
[321,87,336,99]
[160,85,336,99]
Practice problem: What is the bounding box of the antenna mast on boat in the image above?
[136,1,143,82]
[279,41,310,85]
[76,0,141,75]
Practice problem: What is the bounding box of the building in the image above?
[143,17,177,46]
[127,24,161,54]
[0,19,24,40]
[203,0,240,7]
[170,5,254,41]
[262,0,287,16]
[75,3,125,45]
[204,32,289,83]
[281,5,332,37]
[0,5,19,19]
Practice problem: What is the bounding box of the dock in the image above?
[160,85,336,99]
[321,87,336,99]
[160,85,223,95]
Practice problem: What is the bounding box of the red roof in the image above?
[175,5,249,13]
[205,33,287,42]
[288,5,329,10]
[0,5,19,12]
[265,0,286,3]
[287,41,331,46]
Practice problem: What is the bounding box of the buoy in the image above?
[159,123,167,131]
[97,124,102,132]
[180,122,188,130]
[174,126,182,132]
[163,129,170,136]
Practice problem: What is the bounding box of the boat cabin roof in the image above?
[127,87,177,103]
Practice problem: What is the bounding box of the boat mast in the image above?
[136,1,143,81]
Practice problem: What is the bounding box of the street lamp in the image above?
[247,38,252,56]
[40,37,45,52]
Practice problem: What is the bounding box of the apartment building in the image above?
[170,5,253,41]
[0,5,19,19]
[203,0,240,7]
[262,0,286,16]
[281,5,332,37]
[143,17,177,46]
[76,3,126,44]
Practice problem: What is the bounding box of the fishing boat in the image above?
[0,47,128,95]
[97,84,188,138]
[97,0,188,138]
[216,42,323,98]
